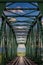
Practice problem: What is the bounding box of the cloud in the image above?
[10,10,24,13]
[18,44,25,48]
[10,6,24,13]
[10,10,16,13]
[17,6,24,13]
[9,18,16,22]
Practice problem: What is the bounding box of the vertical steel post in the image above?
[35,17,42,63]
[30,27,34,58]
[38,17,43,64]
[26,34,30,57]
[4,21,8,63]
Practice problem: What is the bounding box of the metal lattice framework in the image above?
[0,1,43,65]
[2,2,41,44]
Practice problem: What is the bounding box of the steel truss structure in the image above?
[0,1,43,65]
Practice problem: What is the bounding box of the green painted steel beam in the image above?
[38,3,43,16]
[5,8,39,10]
[0,16,6,43]
[0,0,43,2]
[26,37,30,57]
[0,3,5,17]
[38,17,43,61]
[5,15,38,17]
[4,20,8,62]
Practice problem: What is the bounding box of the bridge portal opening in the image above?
[17,44,26,57]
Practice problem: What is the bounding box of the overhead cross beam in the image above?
[0,0,43,3]
[5,8,39,10]
[5,15,38,17]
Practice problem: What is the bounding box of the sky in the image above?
[17,44,26,52]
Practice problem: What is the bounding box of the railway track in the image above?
[6,57,19,65]
[6,57,38,65]
[24,57,37,65]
